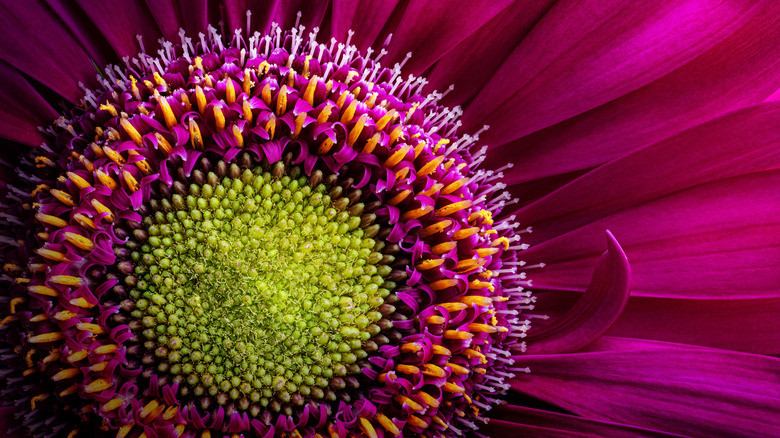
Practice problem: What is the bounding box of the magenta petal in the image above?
[75,0,162,59]
[466,1,780,146]
[526,231,630,354]
[484,405,686,438]
[513,337,780,437]
[382,0,515,73]
[331,0,400,50]
[0,61,58,145]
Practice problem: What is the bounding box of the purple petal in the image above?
[0,62,58,145]
[75,0,162,59]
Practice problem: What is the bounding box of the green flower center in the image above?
[127,163,392,408]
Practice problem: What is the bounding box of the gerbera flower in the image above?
[1,1,779,437]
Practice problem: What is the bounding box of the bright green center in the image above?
[128,166,392,405]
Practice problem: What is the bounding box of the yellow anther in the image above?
[407,415,428,429]
[468,209,494,225]
[413,141,425,159]
[64,232,93,251]
[34,233,48,242]
[50,275,83,287]
[430,278,459,291]
[53,310,76,321]
[154,92,177,129]
[417,390,441,408]
[439,302,469,312]
[153,71,167,88]
[303,77,318,106]
[9,297,25,314]
[406,102,420,120]
[417,156,445,177]
[189,119,204,150]
[264,117,276,140]
[420,220,452,239]
[468,279,495,292]
[15,277,30,284]
[401,205,432,221]
[475,247,500,257]
[384,145,411,168]
[67,172,91,190]
[35,248,69,262]
[163,405,178,420]
[42,350,60,364]
[418,183,444,198]
[91,199,115,222]
[204,73,213,88]
[335,91,349,109]
[441,178,467,195]
[317,138,334,155]
[400,342,422,353]
[344,70,359,85]
[358,418,378,438]
[95,169,119,190]
[69,297,95,308]
[375,109,396,131]
[457,295,493,307]
[375,414,400,436]
[29,332,65,343]
[361,133,380,154]
[431,241,457,255]
[426,315,446,325]
[387,189,411,206]
[242,99,253,123]
[122,170,140,192]
[291,112,307,139]
[340,99,358,124]
[286,69,296,87]
[102,146,125,166]
[491,236,511,250]
[302,56,312,79]
[95,344,118,355]
[395,166,410,181]
[90,361,108,372]
[140,400,160,419]
[226,77,236,104]
[30,393,49,410]
[453,227,479,240]
[455,258,487,273]
[76,323,104,334]
[388,125,404,146]
[261,83,273,106]
[468,323,503,333]
[395,395,423,412]
[432,415,449,429]
[257,60,270,76]
[0,316,18,328]
[395,364,420,375]
[79,155,95,171]
[181,92,192,111]
[195,85,207,113]
[242,69,252,95]
[232,125,244,148]
[364,92,378,109]
[435,200,472,217]
[347,113,367,146]
[444,330,474,340]
[99,102,118,117]
[117,423,134,438]
[102,398,124,412]
[442,381,466,394]
[35,213,67,228]
[128,149,152,174]
[416,258,444,270]
[421,363,446,378]
[67,350,87,363]
[213,105,225,131]
[91,142,106,157]
[73,213,97,230]
[317,103,333,125]
[120,118,143,146]
[31,183,50,197]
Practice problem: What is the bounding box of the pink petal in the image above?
[75,0,162,59]
[466,0,780,146]
[526,231,630,354]
[485,405,686,438]
[525,169,780,300]
[513,337,780,437]
[0,61,58,145]
[331,0,400,50]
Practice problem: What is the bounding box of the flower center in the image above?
[126,162,393,408]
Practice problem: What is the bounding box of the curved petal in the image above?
[513,337,780,437]
[466,0,780,145]
[485,405,688,438]
[526,231,630,354]
[525,169,780,300]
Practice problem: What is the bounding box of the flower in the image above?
[1,1,779,437]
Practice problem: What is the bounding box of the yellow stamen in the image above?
[375,109,396,130]
[401,205,432,221]
[63,232,93,251]
[42,350,60,364]
[463,348,487,361]
[95,344,118,355]
[102,146,125,166]
[117,423,134,438]
[232,125,244,148]
[291,113,307,139]
[453,227,479,240]
[413,141,425,159]
[400,342,422,353]
[441,178,467,195]
[242,99,253,122]
[457,295,493,307]
[303,76,318,105]
[102,398,124,412]
[416,258,444,270]
[388,125,404,146]
[163,405,178,421]
[317,103,333,125]
[361,133,380,154]
[204,73,213,88]
[384,145,411,168]
[421,363,446,378]
[99,102,118,117]
[264,117,276,140]
[181,92,191,111]
[431,241,457,255]
[54,310,76,321]
[407,415,428,429]
[387,189,411,206]
[76,323,105,334]
[226,78,236,104]
[242,69,252,95]
[435,200,472,217]
[67,172,92,190]
[213,105,225,131]
[468,279,495,292]
[0,316,18,328]
[358,418,378,438]
[340,99,358,124]
[73,213,97,230]
[468,322,505,333]
[417,156,445,177]
[30,393,49,410]
[444,330,474,340]
[432,415,448,429]
[29,332,65,343]
[195,85,207,113]
[120,118,143,146]
[395,364,420,375]
[446,362,470,375]
[335,91,349,109]
[317,138,334,155]
[261,83,273,106]
[155,92,177,129]
[35,213,67,228]
[85,378,112,393]
[426,315,446,324]
[442,381,466,394]
[417,390,441,408]
[123,170,140,192]
[59,384,78,397]
[96,169,119,190]
[69,297,95,308]
[9,297,26,314]
[375,414,400,436]
[395,166,410,181]
[50,275,82,287]
[476,247,500,257]
[256,60,270,76]
[395,395,423,412]
[91,361,109,372]
[90,142,105,158]
[430,278,459,291]
[189,119,204,150]
[469,209,494,225]
[91,199,115,222]
[153,72,167,88]
[35,248,68,262]
[347,114,367,146]
[491,236,511,250]
[275,85,289,116]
